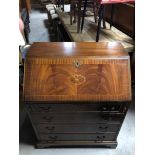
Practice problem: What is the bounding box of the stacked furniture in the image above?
[46,4,58,22]
[23,42,131,148]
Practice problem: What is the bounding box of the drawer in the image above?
[29,112,124,124]
[36,123,120,134]
[28,103,126,113]
[38,133,117,141]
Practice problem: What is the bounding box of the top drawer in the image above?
[28,103,128,113]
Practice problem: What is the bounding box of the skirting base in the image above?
[35,140,118,149]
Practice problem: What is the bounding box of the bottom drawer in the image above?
[38,133,117,141]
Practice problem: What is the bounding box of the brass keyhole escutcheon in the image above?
[73,60,81,68]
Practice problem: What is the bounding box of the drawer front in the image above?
[28,103,126,113]
[36,123,120,133]
[29,112,124,124]
[38,133,117,141]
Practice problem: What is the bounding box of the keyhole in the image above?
[74,60,80,68]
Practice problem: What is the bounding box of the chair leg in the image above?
[70,0,73,25]
[73,3,76,23]
[57,0,60,7]
[61,0,64,11]
[93,0,97,23]
[102,19,106,29]
[96,4,104,42]
[102,4,106,29]
[81,0,88,32]
[77,0,82,33]
[110,4,114,29]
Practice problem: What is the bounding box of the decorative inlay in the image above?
[70,74,86,85]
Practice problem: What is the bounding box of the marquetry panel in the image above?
[24,58,131,101]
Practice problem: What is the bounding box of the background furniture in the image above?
[40,0,53,6]
[81,0,135,42]
[57,0,71,11]
[104,3,135,39]
[23,42,131,148]
[70,0,97,33]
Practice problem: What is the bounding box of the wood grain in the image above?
[24,42,131,102]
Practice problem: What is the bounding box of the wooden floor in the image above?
[56,8,134,52]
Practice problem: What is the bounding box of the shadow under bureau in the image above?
[23,42,131,148]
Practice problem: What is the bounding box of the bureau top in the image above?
[27,42,127,58]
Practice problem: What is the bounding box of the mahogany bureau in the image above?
[23,42,131,148]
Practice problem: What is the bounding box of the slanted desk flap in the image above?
[23,42,131,102]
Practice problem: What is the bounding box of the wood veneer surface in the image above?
[26,42,127,57]
[24,42,131,102]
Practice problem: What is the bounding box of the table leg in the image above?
[73,1,76,23]
[77,0,82,33]
[81,0,88,32]
[70,0,73,25]
[110,4,114,29]
[58,0,60,7]
[61,0,64,11]
[96,4,104,42]
[93,0,97,23]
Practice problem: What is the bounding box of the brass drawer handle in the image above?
[102,106,120,111]
[45,126,55,131]
[98,126,108,130]
[102,107,107,111]
[39,106,51,111]
[97,135,105,140]
[42,116,53,121]
[111,106,115,111]
[123,107,127,112]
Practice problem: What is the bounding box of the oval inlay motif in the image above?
[70,74,86,85]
